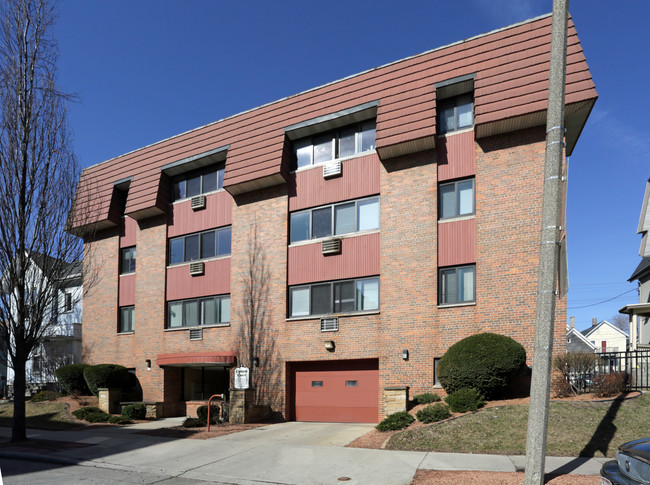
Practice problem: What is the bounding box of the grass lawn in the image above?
[0,401,81,430]
[386,393,650,457]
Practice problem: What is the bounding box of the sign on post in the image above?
[234,366,250,389]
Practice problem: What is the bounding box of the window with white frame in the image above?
[289,277,379,318]
[294,120,376,169]
[439,265,475,305]
[438,94,473,134]
[119,306,134,333]
[167,295,230,328]
[62,292,73,313]
[168,226,231,265]
[290,196,379,243]
[439,178,475,219]
[172,164,225,201]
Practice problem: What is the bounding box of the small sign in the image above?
[234,366,250,389]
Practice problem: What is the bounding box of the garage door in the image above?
[291,359,378,423]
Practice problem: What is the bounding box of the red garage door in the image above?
[291,359,378,423]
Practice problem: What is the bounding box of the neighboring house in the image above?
[5,255,83,393]
[580,319,629,354]
[566,323,596,354]
[69,14,597,422]
[621,179,650,350]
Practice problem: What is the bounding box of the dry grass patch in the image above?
[0,401,81,430]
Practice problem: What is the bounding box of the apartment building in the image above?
[70,13,597,422]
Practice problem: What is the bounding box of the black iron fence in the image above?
[593,350,650,391]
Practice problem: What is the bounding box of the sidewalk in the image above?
[0,422,607,484]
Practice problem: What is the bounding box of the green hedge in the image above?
[445,388,485,413]
[83,364,131,396]
[376,411,414,431]
[55,364,91,396]
[438,332,526,399]
[122,403,146,420]
[416,403,450,423]
[414,393,441,405]
[31,390,61,402]
[72,406,110,423]
[196,405,219,424]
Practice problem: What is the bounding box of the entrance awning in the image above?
[157,352,237,367]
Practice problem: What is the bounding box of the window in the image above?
[290,197,379,243]
[289,277,379,317]
[172,164,225,201]
[62,292,73,313]
[438,94,473,134]
[168,226,231,265]
[439,265,475,305]
[433,358,441,386]
[120,247,136,274]
[294,120,376,169]
[167,295,230,328]
[439,179,475,219]
[119,306,134,333]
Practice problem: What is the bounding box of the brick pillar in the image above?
[98,388,122,414]
[384,386,409,415]
[229,388,255,424]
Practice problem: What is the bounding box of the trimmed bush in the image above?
[83,364,131,396]
[196,405,220,424]
[109,415,131,425]
[416,403,450,423]
[437,332,527,399]
[376,411,415,431]
[31,390,61,402]
[445,388,485,413]
[55,363,91,396]
[182,417,204,428]
[122,403,146,420]
[592,372,627,398]
[414,393,441,405]
[72,406,110,423]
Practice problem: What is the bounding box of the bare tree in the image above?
[611,313,630,334]
[0,0,84,442]
[238,221,281,408]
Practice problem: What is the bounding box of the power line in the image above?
[567,288,637,309]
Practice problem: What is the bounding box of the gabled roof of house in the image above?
[630,257,650,282]
[581,319,629,339]
[638,178,650,258]
[567,326,597,350]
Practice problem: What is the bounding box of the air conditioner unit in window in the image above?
[189,328,203,340]
[321,238,341,255]
[322,160,342,178]
[320,317,339,332]
[190,195,206,211]
[189,261,205,276]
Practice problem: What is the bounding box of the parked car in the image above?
[601,437,650,484]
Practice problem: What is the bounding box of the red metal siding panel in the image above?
[287,233,380,286]
[120,216,138,248]
[289,154,380,212]
[167,190,233,238]
[438,218,476,267]
[118,274,135,306]
[437,131,476,181]
[166,258,231,301]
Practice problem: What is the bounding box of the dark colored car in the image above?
[601,438,650,484]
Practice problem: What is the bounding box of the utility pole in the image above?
[523,1,568,484]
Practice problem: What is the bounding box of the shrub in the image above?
[182,417,204,428]
[445,388,485,413]
[83,364,131,396]
[55,363,91,396]
[414,393,441,405]
[122,403,146,420]
[438,332,527,399]
[196,405,220,424]
[553,352,598,395]
[592,372,627,398]
[376,411,415,431]
[31,390,61,402]
[72,406,110,423]
[416,403,450,423]
[109,415,131,425]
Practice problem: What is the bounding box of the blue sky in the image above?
[53,1,649,331]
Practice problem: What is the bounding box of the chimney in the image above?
[592,317,598,327]
[570,316,575,329]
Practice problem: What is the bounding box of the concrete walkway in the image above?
[0,421,607,484]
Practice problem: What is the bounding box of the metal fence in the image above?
[596,350,650,390]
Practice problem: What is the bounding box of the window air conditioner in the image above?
[189,261,205,276]
[189,328,203,340]
[322,160,342,178]
[190,195,206,211]
[320,317,339,332]
[321,238,341,255]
